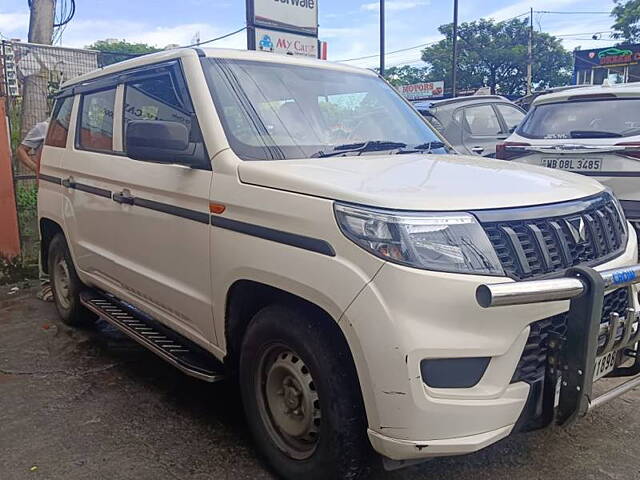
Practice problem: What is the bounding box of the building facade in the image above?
[574,44,640,85]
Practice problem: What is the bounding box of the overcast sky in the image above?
[0,0,619,68]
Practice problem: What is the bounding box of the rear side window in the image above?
[424,113,445,132]
[78,88,116,152]
[517,98,640,139]
[123,72,206,165]
[496,104,524,133]
[463,105,501,136]
[45,96,74,148]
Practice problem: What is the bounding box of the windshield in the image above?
[202,58,448,160]
[517,98,640,140]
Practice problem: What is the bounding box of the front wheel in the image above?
[240,304,370,480]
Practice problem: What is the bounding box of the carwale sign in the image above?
[252,0,318,36]
[399,81,444,100]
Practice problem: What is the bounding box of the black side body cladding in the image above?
[39,174,62,185]
[73,182,112,198]
[211,216,336,257]
[39,175,335,256]
[133,198,210,224]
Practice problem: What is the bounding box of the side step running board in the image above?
[80,291,224,383]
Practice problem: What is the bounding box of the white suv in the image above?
[38,48,640,479]
[498,82,640,226]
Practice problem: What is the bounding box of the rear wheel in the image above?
[239,304,370,480]
[48,234,94,327]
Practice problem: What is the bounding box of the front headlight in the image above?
[334,203,504,276]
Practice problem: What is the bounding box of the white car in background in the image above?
[498,82,640,226]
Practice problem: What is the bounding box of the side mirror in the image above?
[125,120,190,164]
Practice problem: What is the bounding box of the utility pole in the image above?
[20,0,55,152]
[527,7,533,95]
[28,0,55,44]
[380,0,385,77]
[451,0,458,97]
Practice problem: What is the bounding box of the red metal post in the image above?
[0,98,21,259]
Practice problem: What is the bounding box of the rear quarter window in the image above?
[45,96,74,148]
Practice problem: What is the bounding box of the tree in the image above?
[85,40,162,65]
[612,0,640,43]
[383,65,430,86]
[420,19,572,97]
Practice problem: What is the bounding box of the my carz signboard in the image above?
[399,81,444,100]
[255,28,317,58]
[253,0,318,36]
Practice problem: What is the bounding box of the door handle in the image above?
[471,146,485,154]
[61,177,76,188]
[113,190,134,205]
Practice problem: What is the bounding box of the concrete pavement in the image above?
[2,287,640,480]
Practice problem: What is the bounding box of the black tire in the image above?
[48,233,94,327]
[239,304,370,480]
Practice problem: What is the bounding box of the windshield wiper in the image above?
[569,130,623,139]
[311,141,407,158]
[396,141,447,154]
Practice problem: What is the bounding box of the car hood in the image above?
[237,154,604,211]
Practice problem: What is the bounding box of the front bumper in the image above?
[342,225,638,461]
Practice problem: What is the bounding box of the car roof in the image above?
[428,95,512,109]
[532,82,640,106]
[61,47,377,88]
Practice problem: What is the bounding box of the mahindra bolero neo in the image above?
[38,48,640,480]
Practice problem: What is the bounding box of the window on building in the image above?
[608,66,626,84]
[576,69,592,85]
[629,63,640,83]
[593,68,607,86]
[45,96,74,148]
[78,88,116,152]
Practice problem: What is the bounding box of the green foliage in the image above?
[15,184,38,212]
[420,18,572,97]
[612,0,640,42]
[16,184,37,237]
[7,98,22,153]
[86,40,161,65]
[383,66,431,86]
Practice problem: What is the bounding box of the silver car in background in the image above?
[498,82,640,226]
[414,95,525,157]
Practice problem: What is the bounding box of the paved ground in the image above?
[2,287,640,480]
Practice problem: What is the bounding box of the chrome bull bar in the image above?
[477,264,640,425]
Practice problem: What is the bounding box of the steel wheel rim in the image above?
[256,344,321,460]
[53,256,72,310]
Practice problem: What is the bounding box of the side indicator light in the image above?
[209,203,226,214]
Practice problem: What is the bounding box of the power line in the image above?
[179,26,247,48]
[569,37,619,41]
[337,40,438,62]
[338,10,534,64]
[338,10,615,67]
[555,30,613,37]
[495,11,530,23]
[26,0,76,27]
[535,10,612,15]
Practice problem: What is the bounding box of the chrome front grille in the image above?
[478,194,627,281]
